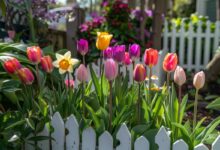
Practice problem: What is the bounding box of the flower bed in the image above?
[0,31,220,149]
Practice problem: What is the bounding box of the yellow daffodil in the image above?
[96,32,113,50]
[53,51,79,74]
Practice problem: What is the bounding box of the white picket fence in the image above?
[25,112,220,150]
[163,20,220,72]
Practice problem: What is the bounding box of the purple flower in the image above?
[103,47,113,60]
[113,45,125,63]
[77,39,89,56]
[129,44,140,60]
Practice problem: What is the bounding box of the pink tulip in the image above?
[174,66,186,86]
[123,52,132,66]
[133,64,146,82]
[129,44,140,61]
[27,46,42,64]
[77,39,89,56]
[65,74,74,88]
[193,71,205,90]
[76,64,88,82]
[103,47,113,60]
[41,56,53,73]
[104,59,118,81]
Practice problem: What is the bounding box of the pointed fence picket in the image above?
[25,112,220,150]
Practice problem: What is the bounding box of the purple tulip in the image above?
[77,39,89,56]
[104,59,118,81]
[129,44,140,61]
[113,45,125,63]
[103,47,113,60]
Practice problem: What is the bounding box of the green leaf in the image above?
[89,64,101,101]
[196,116,220,143]
[179,94,188,124]
[206,97,220,110]
[0,0,6,16]
[25,118,35,130]
[5,120,26,130]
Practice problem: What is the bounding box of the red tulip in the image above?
[163,53,178,72]
[144,48,158,67]
[3,58,21,74]
[27,46,42,64]
[41,56,53,73]
[17,68,35,85]
[133,64,146,82]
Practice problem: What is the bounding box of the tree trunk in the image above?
[140,0,146,46]
[152,0,167,49]
[205,52,220,86]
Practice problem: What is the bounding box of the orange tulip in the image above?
[133,64,146,82]
[163,53,178,72]
[41,56,53,73]
[144,48,158,67]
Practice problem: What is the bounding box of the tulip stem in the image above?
[35,64,40,90]
[100,52,103,76]
[137,83,141,124]
[83,55,85,66]
[132,61,135,84]
[67,73,71,94]
[193,89,199,130]
[148,67,152,104]
[178,85,182,123]
[82,81,85,117]
[109,80,113,131]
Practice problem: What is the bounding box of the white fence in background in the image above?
[25,112,220,150]
[163,20,220,72]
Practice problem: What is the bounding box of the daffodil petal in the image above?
[59,68,66,74]
[56,53,64,60]
[64,51,71,60]
[68,66,73,73]
[70,58,79,65]
[53,60,59,67]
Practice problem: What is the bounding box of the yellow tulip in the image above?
[96,32,113,51]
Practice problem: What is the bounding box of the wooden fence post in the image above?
[66,6,85,57]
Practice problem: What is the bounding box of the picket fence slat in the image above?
[212,135,220,150]
[24,112,220,150]
[99,131,113,150]
[194,143,209,150]
[51,112,65,150]
[116,123,131,150]
[134,136,149,150]
[155,126,170,150]
[82,127,96,150]
[173,139,188,150]
[65,115,79,150]
[163,20,220,72]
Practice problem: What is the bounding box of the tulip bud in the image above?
[144,48,159,67]
[129,44,140,60]
[113,45,125,63]
[3,58,21,74]
[7,30,15,39]
[96,32,113,50]
[193,71,205,90]
[17,68,35,85]
[163,53,178,72]
[76,64,88,82]
[123,52,132,66]
[27,46,42,64]
[77,39,89,56]
[65,74,74,88]
[174,66,186,86]
[133,64,146,82]
[103,47,113,60]
[41,56,53,73]
[104,59,118,81]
